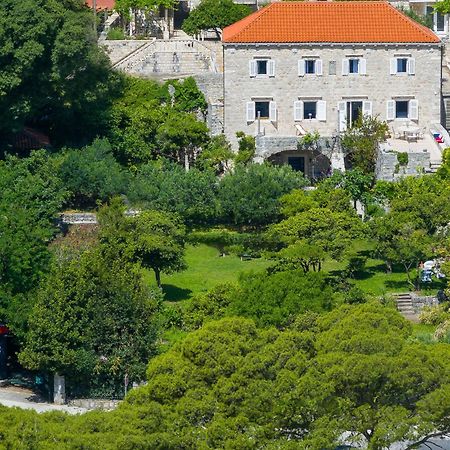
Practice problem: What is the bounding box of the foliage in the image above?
[58,139,130,208]
[342,115,389,174]
[0,151,67,337]
[321,168,374,209]
[397,151,409,166]
[129,210,187,287]
[196,135,235,174]
[98,199,186,288]
[229,270,334,327]
[19,249,162,397]
[271,241,326,273]
[269,206,365,259]
[371,211,432,288]
[218,163,308,227]
[182,0,251,38]
[0,0,121,146]
[235,131,256,165]
[109,76,208,165]
[183,284,236,330]
[437,147,450,179]
[127,161,218,225]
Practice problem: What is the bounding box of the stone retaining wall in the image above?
[68,399,121,411]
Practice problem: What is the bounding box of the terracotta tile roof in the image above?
[85,0,115,10]
[223,1,440,44]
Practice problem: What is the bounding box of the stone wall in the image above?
[376,144,431,181]
[68,399,121,411]
[101,40,150,66]
[223,43,442,149]
[411,293,439,314]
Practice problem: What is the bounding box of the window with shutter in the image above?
[269,101,277,122]
[316,60,323,76]
[409,99,419,120]
[246,101,256,122]
[298,60,305,76]
[317,101,327,121]
[338,102,347,132]
[386,100,395,121]
[362,101,372,117]
[390,58,397,75]
[268,60,275,77]
[249,60,257,77]
[294,101,303,121]
[342,59,349,76]
[359,58,367,75]
[407,58,415,75]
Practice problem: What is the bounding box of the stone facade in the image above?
[223,43,442,154]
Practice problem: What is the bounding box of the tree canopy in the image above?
[0,0,120,146]
[182,0,252,38]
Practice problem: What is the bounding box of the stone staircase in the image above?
[395,293,419,322]
[112,39,216,77]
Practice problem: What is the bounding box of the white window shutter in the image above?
[407,58,415,75]
[316,59,323,76]
[338,101,347,132]
[269,101,277,122]
[294,100,303,121]
[386,100,395,121]
[362,101,372,117]
[360,58,367,75]
[298,59,305,76]
[246,101,255,122]
[390,58,397,75]
[268,60,275,77]
[409,99,419,120]
[342,59,349,76]
[317,101,327,121]
[249,60,257,77]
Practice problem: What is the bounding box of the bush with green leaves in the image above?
[218,163,308,227]
[127,161,218,225]
[229,270,334,328]
[59,139,130,208]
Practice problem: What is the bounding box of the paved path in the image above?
[0,387,87,414]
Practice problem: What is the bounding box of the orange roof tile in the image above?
[223,1,440,44]
[85,0,115,10]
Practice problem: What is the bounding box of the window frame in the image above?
[349,58,360,74]
[255,101,270,119]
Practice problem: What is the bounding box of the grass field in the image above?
[149,244,272,302]
[148,242,444,303]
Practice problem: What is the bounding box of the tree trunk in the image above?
[155,269,162,289]
[386,260,392,273]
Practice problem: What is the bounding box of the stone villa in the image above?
[222,1,444,178]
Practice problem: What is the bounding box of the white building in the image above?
[222,1,444,177]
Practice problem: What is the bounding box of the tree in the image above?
[322,168,374,210]
[272,241,326,273]
[129,211,186,288]
[108,76,209,166]
[229,270,334,328]
[115,0,177,36]
[58,139,130,208]
[218,163,308,227]
[19,249,162,397]
[0,0,120,146]
[127,161,219,225]
[182,0,252,39]
[372,212,431,288]
[341,115,389,174]
[0,151,67,338]
[269,207,365,259]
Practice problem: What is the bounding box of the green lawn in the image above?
[149,244,272,302]
[148,241,444,303]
